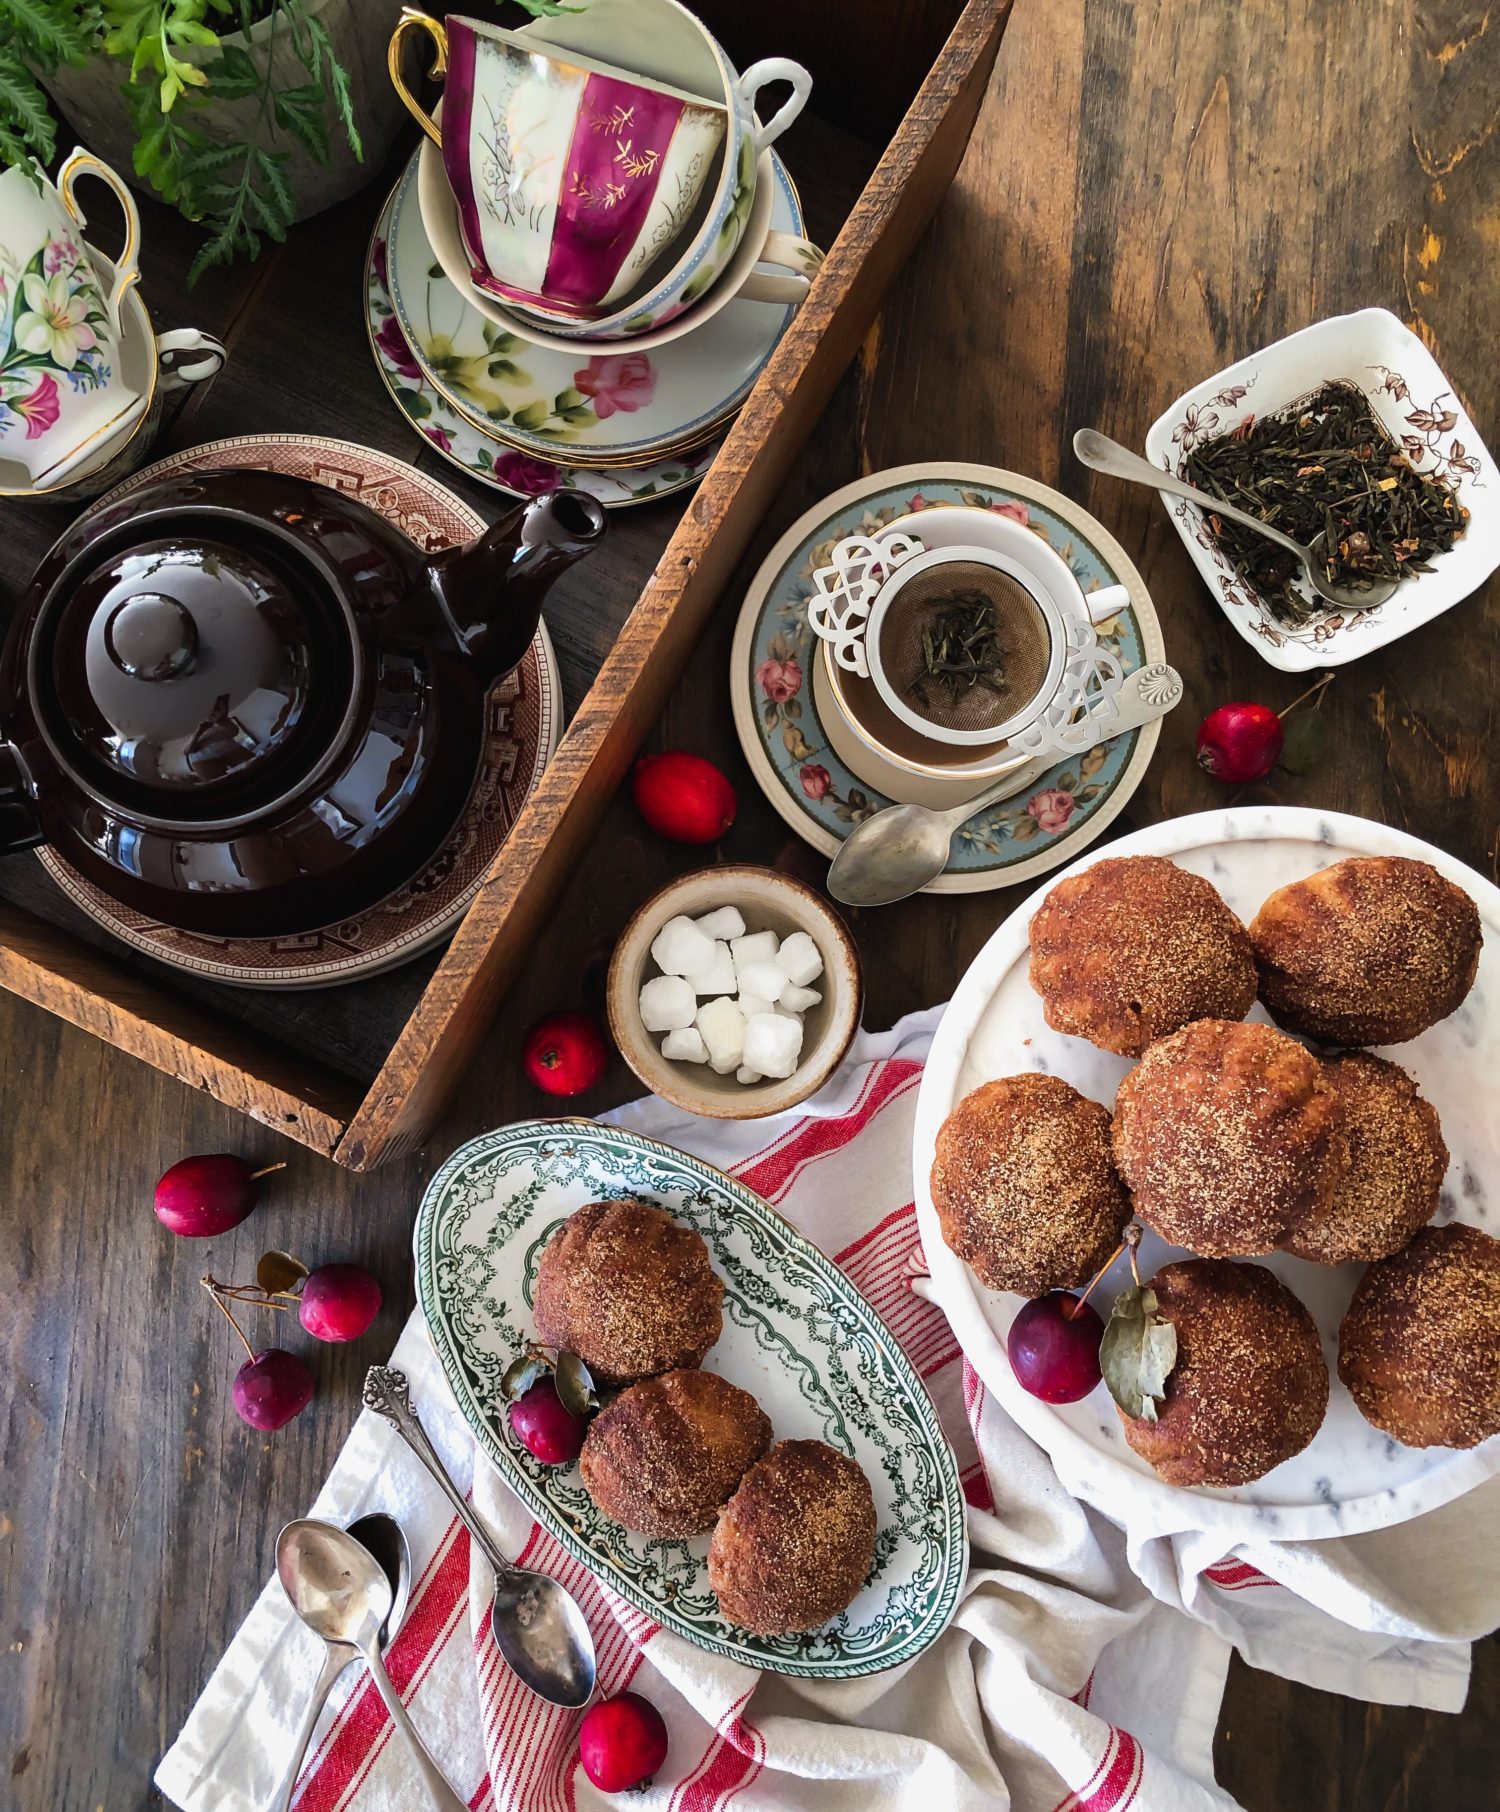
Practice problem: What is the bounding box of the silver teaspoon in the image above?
[1073,428,1399,611]
[828,662,1182,907]
[271,1511,411,1812]
[277,1519,469,1812]
[363,1365,596,1708]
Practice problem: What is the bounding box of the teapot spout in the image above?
[431,490,606,686]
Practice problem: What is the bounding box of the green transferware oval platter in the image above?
[414,1118,968,1677]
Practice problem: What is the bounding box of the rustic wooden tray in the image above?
[0,0,1011,1168]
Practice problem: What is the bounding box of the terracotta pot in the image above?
[43,0,411,224]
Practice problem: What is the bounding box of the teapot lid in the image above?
[36,529,355,814]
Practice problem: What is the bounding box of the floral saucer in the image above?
[365,189,720,509]
[730,465,1165,893]
[386,150,800,467]
[36,434,561,989]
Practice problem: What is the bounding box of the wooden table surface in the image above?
[2,3,1496,1807]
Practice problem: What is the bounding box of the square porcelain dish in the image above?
[1144,307,1498,672]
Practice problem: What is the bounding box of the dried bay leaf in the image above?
[1100,1285,1177,1422]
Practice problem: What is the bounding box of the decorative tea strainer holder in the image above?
[807,527,1133,760]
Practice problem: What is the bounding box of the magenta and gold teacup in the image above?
[390,7,731,322]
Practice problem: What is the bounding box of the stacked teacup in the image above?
[386,0,820,476]
[0,149,224,504]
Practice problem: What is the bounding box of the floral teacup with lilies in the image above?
[0,150,145,488]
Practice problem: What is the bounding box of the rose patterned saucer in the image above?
[365,188,720,509]
[36,434,561,989]
[385,150,802,468]
[729,465,1165,894]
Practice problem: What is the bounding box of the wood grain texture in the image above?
[1,1,1498,1807]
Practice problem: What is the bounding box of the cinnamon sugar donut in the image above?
[930,1073,1131,1296]
[1118,1259,1329,1487]
[1338,1224,1500,1449]
[1281,1054,1448,1265]
[1250,856,1481,1046]
[1028,856,1257,1056]
[580,1370,771,1536]
[708,1440,876,1634]
[533,1199,723,1384]
[1111,1019,1347,1255]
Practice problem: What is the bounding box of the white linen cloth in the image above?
[158,1009,1491,1812]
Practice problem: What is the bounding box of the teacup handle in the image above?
[156,327,226,394]
[737,229,825,306]
[389,7,448,147]
[55,148,141,334]
[738,58,812,153]
[1084,582,1131,623]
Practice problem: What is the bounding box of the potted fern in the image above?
[0,1,562,280]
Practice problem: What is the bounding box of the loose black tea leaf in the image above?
[1184,381,1469,627]
[1100,1285,1178,1421]
[909,590,1009,710]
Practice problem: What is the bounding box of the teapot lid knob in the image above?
[104,593,198,682]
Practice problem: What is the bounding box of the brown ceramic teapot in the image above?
[0,468,605,938]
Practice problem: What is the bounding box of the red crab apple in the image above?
[298,1263,382,1343]
[510,1376,586,1465]
[154,1154,285,1237]
[631,751,737,843]
[1195,702,1285,785]
[523,1012,609,1096]
[232,1348,314,1431]
[1007,1291,1105,1403]
[578,1691,670,1793]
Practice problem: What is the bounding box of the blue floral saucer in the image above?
[729,466,1166,892]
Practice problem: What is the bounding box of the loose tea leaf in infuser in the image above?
[1184,380,1469,627]
[911,591,1010,711]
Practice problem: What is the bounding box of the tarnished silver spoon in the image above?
[1073,427,1399,611]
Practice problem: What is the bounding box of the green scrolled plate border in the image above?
[730,464,1166,892]
[414,1118,969,1677]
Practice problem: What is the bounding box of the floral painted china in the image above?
[415,1118,967,1676]
[387,150,801,464]
[913,806,1500,1542]
[730,465,1165,893]
[1146,308,1499,671]
[366,189,721,507]
[36,434,560,989]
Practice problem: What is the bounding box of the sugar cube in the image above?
[695,996,746,1073]
[780,983,822,1013]
[775,931,823,988]
[640,974,697,1032]
[737,959,788,1004]
[694,906,746,942]
[651,914,715,977]
[736,991,774,1021]
[729,929,779,969]
[693,941,737,996]
[743,1010,803,1080]
[736,1065,763,1085]
[662,1027,708,1063]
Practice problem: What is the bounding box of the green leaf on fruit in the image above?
[1278,709,1327,775]
[553,1350,599,1418]
[501,1352,550,1401]
[257,1250,308,1294]
[1100,1285,1177,1421]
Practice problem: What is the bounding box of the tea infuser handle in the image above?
[55,148,142,335]
[1073,428,1311,563]
[156,328,226,394]
[738,58,812,153]
[389,8,448,148]
[736,229,824,306]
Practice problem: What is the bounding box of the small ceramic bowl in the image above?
[1145,307,1499,672]
[607,865,863,1119]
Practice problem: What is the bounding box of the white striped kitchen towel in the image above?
[157,1009,1485,1812]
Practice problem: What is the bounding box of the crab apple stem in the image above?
[250,1162,288,1181]
[1073,1240,1126,1316]
[202,1276,256,1363]
[1277,671,1334,719]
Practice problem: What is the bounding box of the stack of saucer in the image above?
[366,0,820,508]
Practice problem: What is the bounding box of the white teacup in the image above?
[0,149,145,487]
